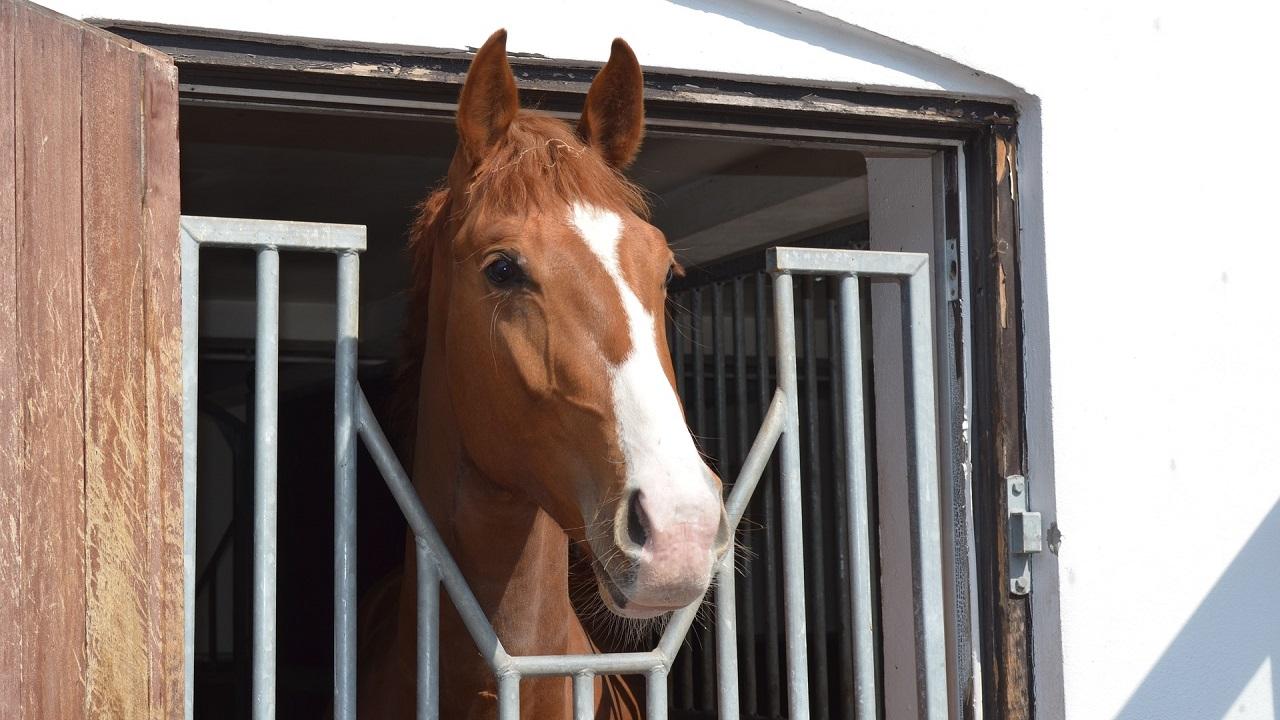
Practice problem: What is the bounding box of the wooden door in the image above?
[0,1,182,718]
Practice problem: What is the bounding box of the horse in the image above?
[356,30,732,719]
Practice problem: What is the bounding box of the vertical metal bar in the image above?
[707,283,727,712]
[334,250,359,720]
[180,230,199,720]
[840,275,879,720]
[716,545,740,718]
[252,247,280,720]
[498,674,521,720]
[906,268,947,719]
[801,277,829,719]
[573,672,594,720]
[417,542,440,720]
[683,287,702,710]
[648,666,669,720]
[773,271,811,720]
[756,272,782,717]
[733,277,758,716]
[828,286,855,719]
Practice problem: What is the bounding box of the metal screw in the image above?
[1013,578,1027,593]
[1011,481,1023,496]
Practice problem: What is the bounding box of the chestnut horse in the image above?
[356,31,731,719]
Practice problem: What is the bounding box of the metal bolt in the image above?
[1013,578,1027,593]
[1011,481,1023,496]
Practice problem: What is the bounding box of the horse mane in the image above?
[392,111,650,458]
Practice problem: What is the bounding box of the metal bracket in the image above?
[945,237,960,301]
[1007,475,1042,595]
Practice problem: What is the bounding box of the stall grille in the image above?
[180,217,946,720]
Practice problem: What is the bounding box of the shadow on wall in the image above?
[1117,500,1280,720]
[667,0,1015,94]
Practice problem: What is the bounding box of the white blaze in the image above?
[569,203,716,527]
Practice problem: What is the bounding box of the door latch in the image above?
[1007,474,1042,596]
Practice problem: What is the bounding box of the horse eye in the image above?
[484,255,523,287]
[664,264,675,288]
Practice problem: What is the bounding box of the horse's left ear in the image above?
[578,39,645,170]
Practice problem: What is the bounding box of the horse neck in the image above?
[408,264,578,658]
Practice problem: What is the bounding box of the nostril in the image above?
[626,490,649,549]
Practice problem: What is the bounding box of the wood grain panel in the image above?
[82,27,149,719]
[14,3,86,718]
[141,48,184,720]
[0,1,22,714]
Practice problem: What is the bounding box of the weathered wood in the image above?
[82,27,150,719]
[15,3,86,718]
[969,126,1033,718]
[0,1,22,716]
[141,49,184,720]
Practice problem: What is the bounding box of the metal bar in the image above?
[354,388,511,672]
[573,673,594,720]
[768,246,927,278]
[647,667,669,720]
[417,541,440,720]
[333,250,359,720]
[509,652,663,677]
[828,286,855,719]
[498,674,521,720]
[685,286,703,710]
[732,276,757,716]
[756,272,782,717]
[801,277,830,720]
[772,271,812,720]
[180,216,367,252]
[179,227,199,720]
[716,545,740,719]
[707,283,727,713]
[252,247,280,720]
[906,265,948,719]
[840,275,879,719]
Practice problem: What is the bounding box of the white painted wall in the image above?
[44,0,1280,717]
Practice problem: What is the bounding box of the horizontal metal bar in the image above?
[354,387,513,673]
[509,652,664,677]
[767,246,927,277]
[181,215,367,252]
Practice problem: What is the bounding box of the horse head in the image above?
[411,29,731,619]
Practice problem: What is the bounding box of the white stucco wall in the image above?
[42,1,1280,718]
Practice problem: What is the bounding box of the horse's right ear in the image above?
[454,29,519,171]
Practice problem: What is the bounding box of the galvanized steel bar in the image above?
[573,672,594,719]
[647,667,669,720]
[769,246,926,278]
[716,545,740,719]
[180,215,367,252]
[828,286,855,717]
[333,250,359,720]
[756,272,782,718]
[771,271,812,720]
[801,277,830,719]
[840,275,879,719]
[732,276,758,716]
[498,674,521,720]
[417,541,440,720]
[179,227,200,720]
[253,247,281,720]
[906,264,948,719]
[510,652,662,677]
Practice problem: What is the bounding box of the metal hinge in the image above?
[1007,474,1042,596]
[945,237,960,302]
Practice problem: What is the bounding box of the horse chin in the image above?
[590,558,680,620]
